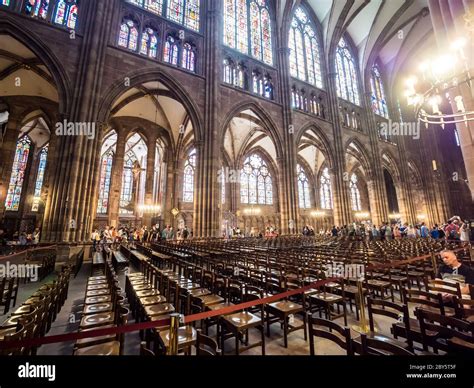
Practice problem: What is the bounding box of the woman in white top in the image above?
[460,223,470,242]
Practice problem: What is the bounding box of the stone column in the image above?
[193,0,220,237]
[325,72,352,225]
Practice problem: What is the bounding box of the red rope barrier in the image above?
[0,277,338,350]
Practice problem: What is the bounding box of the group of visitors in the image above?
[304,216,471,242]
[91,224,192,252]
[0,227,41,255]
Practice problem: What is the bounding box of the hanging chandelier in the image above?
[404,36,473,127]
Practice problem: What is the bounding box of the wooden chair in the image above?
[307,314,352,355]
[74,307,129,356]
[453,297,474,322]
[359,333,415,355]
[1,278,14,314]
[195,329,222,356]
[416,309,474,353]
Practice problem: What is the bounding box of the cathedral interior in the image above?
[0,0,474,369]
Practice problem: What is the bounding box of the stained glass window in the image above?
[454,128,460,147]
[182,42,196,72]
[164,0,200,31]
[140,27,158,58]
[320,167,333,210]
[31,145,48,212]
[54,0,78,29]
[97,132,117,215]
[233,63,245,88]
[297,164,311,209]
[288,7,323,88]
[164,35,179,66]
[336,38,360,105]
[1,0,11,7]
[24,0,49,19]
[183,148,196,203]
[240,154,273,205]
[223,59,233,84]
[263,75,273,99]
[128,0,163,14]
[350,173,361,211]
[120,133,147,215]
[5,137,31,212]
[119,19,139,51]
[253,71,263,95]
[370,65,389,118]
[223,0,273,65]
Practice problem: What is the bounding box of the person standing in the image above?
[420,222,430,238]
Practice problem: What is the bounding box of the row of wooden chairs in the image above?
[0,266,72,355]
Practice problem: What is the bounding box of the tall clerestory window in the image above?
[223,0,273,66]
[288,7,323,89]
[183,148,196,203]
[24,0,49,19]
[97,131,117,215]
[350,173,362,211]
[31,145,49,212]
[370,65,389,118]
[54,0,79,30]
[297,164,311,209]
[335,38,360,105]
[140,27,159,59]
[128,0,200,31]
[240,154,273,205]
[5,136,32,211]
[118,19,139,51]
[319,167,333,210]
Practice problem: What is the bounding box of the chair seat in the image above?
[89,276,107,281]
[86,289,110,297]
[189,288,212,297]
[85,295,112,305]
[133,284,153,292]
[139,295,167,306]
[145,303,175,317]
[87,280,108,285]
[0,326,18,340]
[304,288,320,296]
[268,300,303,313]
[310,292,343,302]
[74,341,120,356]
[83,303,113,315]
[353,332,410,348]
[367,280,391,287]
[136,290,160,298]
[196,294,224,307]
[158,326,197,349]
[223,311,261,329]
[76,325,116,347]
[87,284,109,291]
[206,301,234,312]
[80,312,114,328]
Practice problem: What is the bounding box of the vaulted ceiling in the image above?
[281,0,434,93]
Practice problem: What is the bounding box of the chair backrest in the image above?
[195,329,222,356]
[402,288,445,315]
[359,333,415,355]
[307,314,352,355]
[425,279,462,298]
[453,297,474,320]
[367,298,407,333]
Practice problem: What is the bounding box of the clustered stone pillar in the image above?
[428,0,474,201]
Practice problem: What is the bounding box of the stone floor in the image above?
[1,261,402,356]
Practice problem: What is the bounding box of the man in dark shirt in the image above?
[437,250,474,295]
